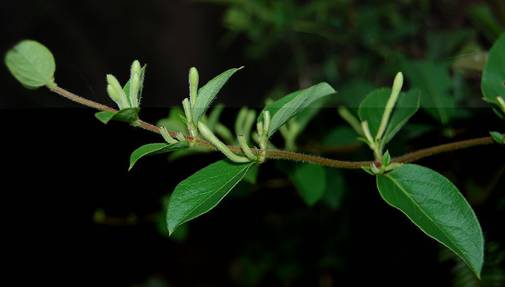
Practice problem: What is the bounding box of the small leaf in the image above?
[95,108,140,124]
[376,164,484,278]
[263,82,336,137]
[192,67,243,123]
[358,88,420,146]
[489,131,504,144]
[4,40,56,89]
[481,32,505,109]
[166,160,254,235]
[290,164,326,206]
[129,142,188,170]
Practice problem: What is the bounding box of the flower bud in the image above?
[189,67,199,106]
[129,60,142,107]
[106,74,128,109]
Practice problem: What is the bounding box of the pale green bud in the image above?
[129,60,142,107]
[189,67,199,106]
[106,74,128,109]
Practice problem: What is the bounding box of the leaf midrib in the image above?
[175,163,251,227]
[384,174,473,271]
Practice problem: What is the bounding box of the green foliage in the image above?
[166,160,254,234]
[403,60,455,125]
[377,164,484,278]
[94,108,140,124]
[4,40,56,89]
[489,131,504,144]
[262,82,336,137]
[358,88,420,147]
[290,164,326,206]
[481,32,505,115]
[129,142,189,170]
[192,67,243,123]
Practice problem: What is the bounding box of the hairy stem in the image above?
[50,86,502,170]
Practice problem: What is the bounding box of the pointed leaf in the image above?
[166,160,254,234]
[95,108,140,124]
[192,67,242,123]
[263,82,336,137]
[5,40,56,89]
[481,32,505,109]
[129,142,188,170]
[376,164,484,278]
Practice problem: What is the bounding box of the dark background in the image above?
[1,1,504,286]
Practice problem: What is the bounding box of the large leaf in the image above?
[358,88,420,146]
[5,40,56,89]
[95,108,140,124]
[166,160,254,234]
[192,67,242,123]
[376,164,484,278]
[290,164,326,206]
[481,32,505,107]
[403,60,454,124]
[129,142,188,170]
[263,82,336,137]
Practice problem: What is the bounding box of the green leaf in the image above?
[481,32,505,107]
[263,82,336,137]
[358,88,390,136]
[382,89,421,145]
[489,131,504,144]
[129,142,188,170]
[192,67,243,123]
[4,40,56,89]
[358,88,420,146]
[95,108,140,124]
[403,60,454,124]
[321,168,346,210]
[166,160,254,234]
[157,107,187,134]
[243,164,259,184]
[376,164,484,278]
[290,164,326,206]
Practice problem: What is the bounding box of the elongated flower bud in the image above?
[189,67,199,106]
[129,60,141,107]
[106,74,128,109]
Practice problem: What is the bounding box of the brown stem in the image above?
[49,86,503,170]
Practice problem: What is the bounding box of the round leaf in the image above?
[4,40,56,89]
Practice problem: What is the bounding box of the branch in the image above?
[49,86,502,170]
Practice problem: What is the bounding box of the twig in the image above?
[49,86,503,170]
